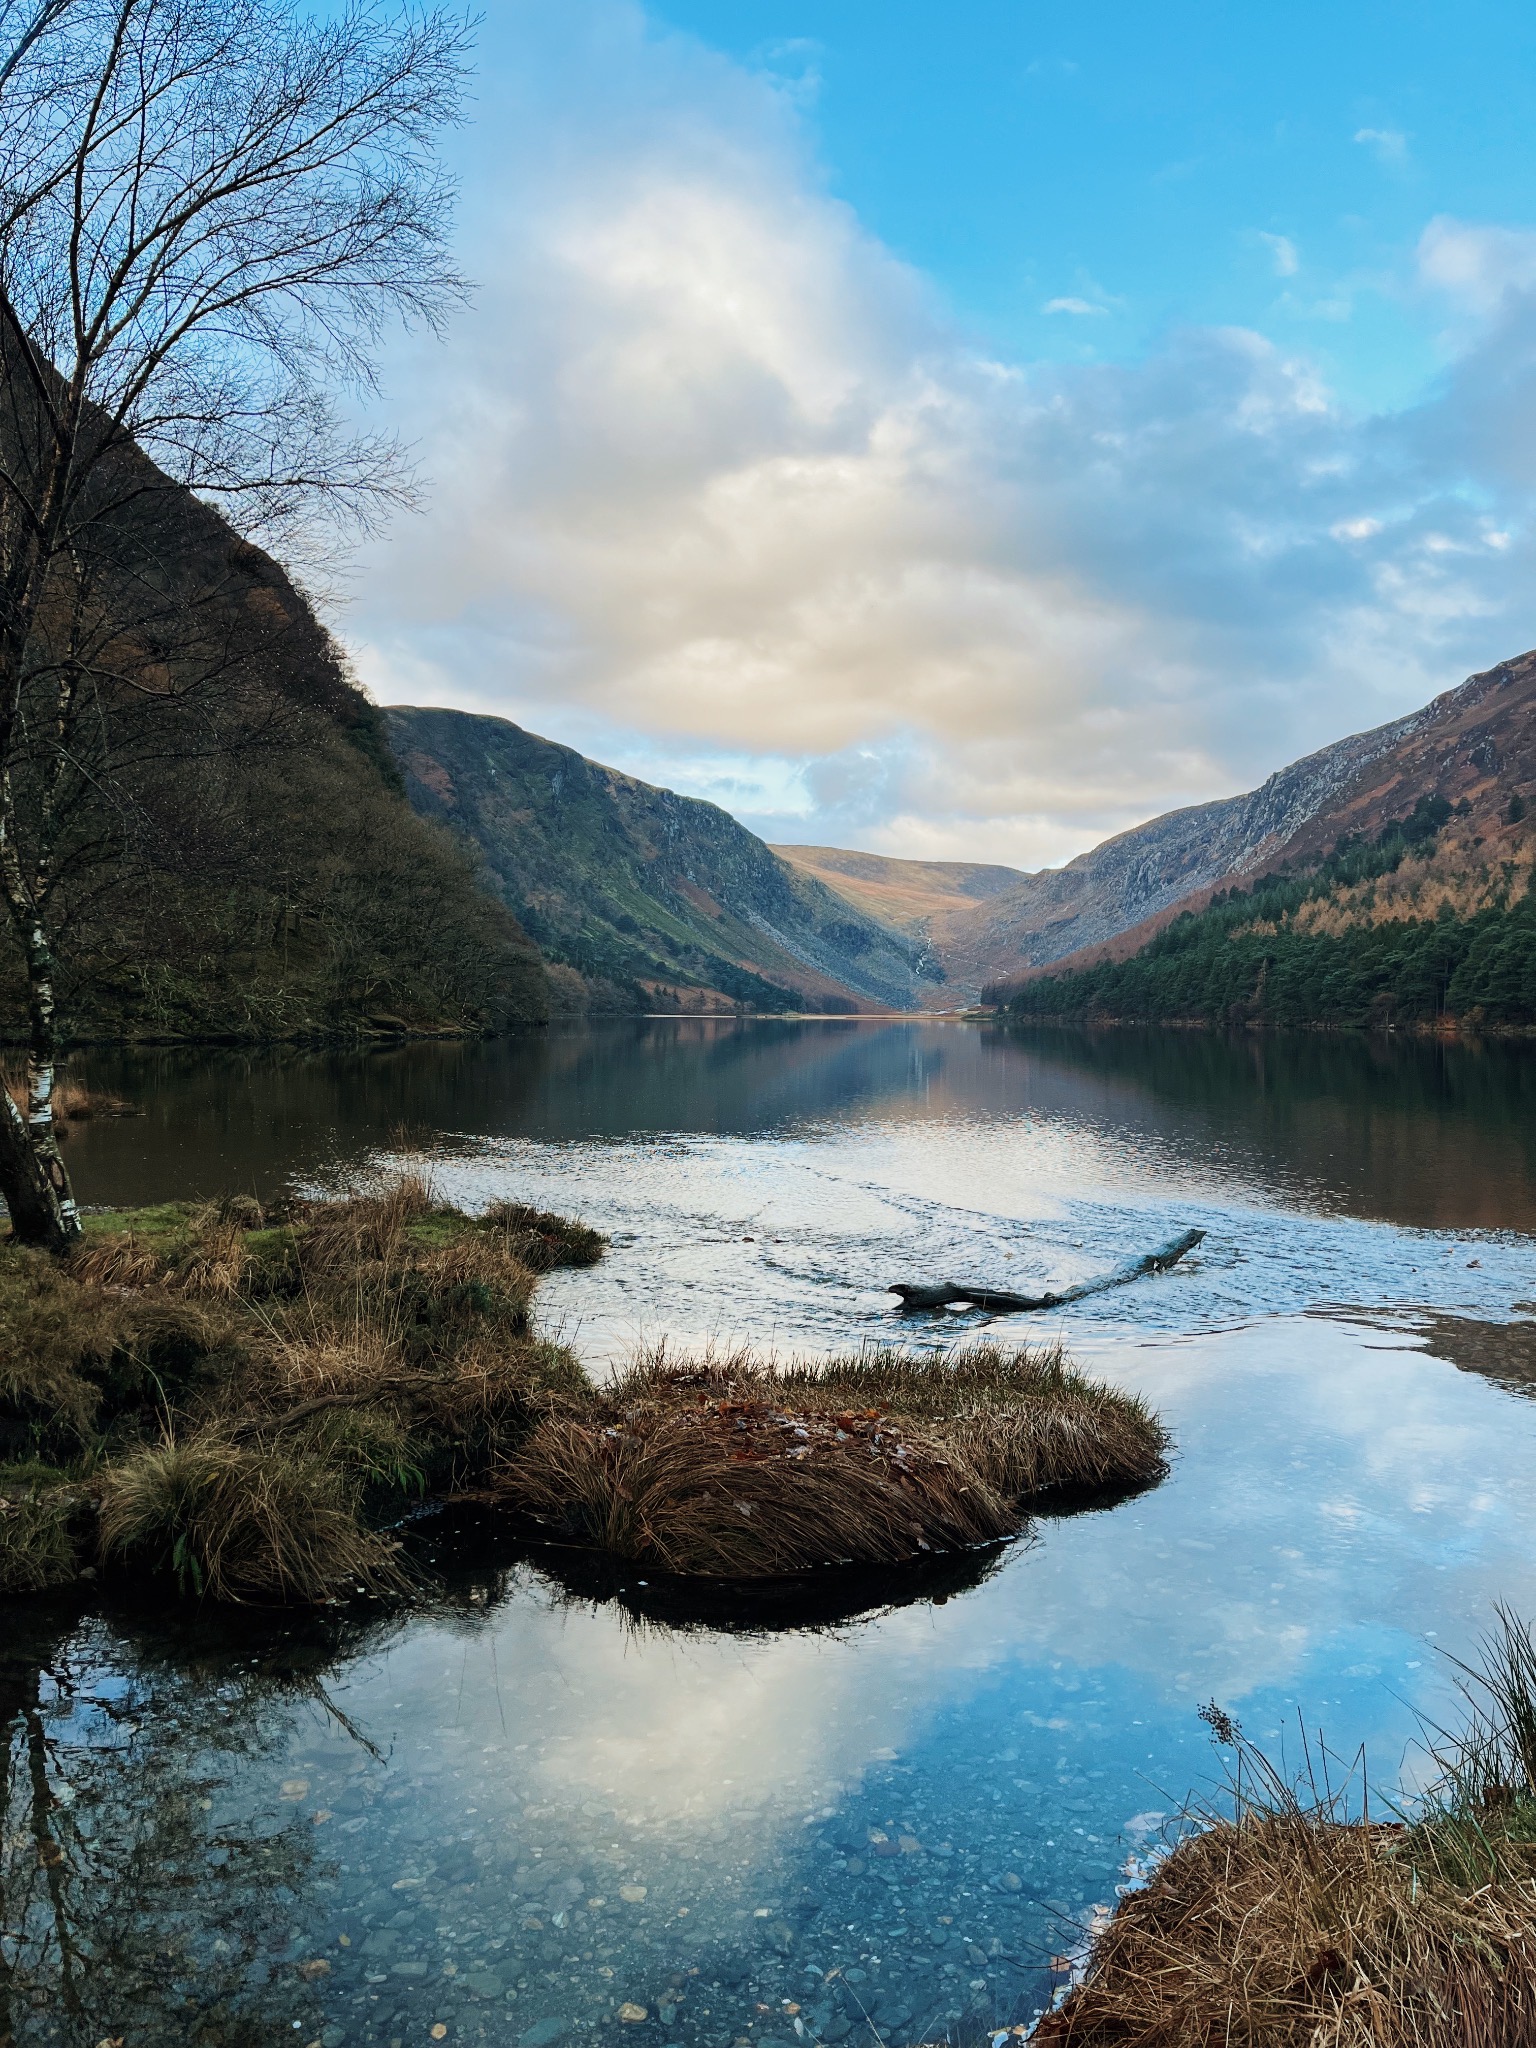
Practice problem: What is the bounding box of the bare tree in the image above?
[0,0,469,1246]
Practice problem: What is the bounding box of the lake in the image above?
[12,1020,1536,2048]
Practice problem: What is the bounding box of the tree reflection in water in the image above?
[0,1603,396,2047]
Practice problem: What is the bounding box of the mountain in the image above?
[386,708,942,1013]
[768,651,1536,1004]
[980,647,1536,1004]
[771,846,1026,963]
[997,795,1536,1028]
[0,482,548,1046]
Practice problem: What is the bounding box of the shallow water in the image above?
[12,1021,1536,2046]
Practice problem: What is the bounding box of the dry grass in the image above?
[479,1200,607,1272]
[291,1170,437,1270]
[0,1186,1161,1602]
[501,1342,1167,1578]
[0,1251,119,1453]
[0,1175,603,1604]
[98,1433,403,1603]
[0,1477,84,1592]
[2,1066,137,1124]
[1036,1611,1536,2048]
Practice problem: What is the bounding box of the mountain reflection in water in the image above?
[4,1020,1532,2046]
[66,1019,1536,1233]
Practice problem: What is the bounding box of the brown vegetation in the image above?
[0,1177,602,1603]
[502,1342,1167,1578]
[1037,1611,1536,2048]
[0,1187,1168,1603]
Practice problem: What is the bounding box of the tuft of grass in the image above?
[0,1476,84,1592]
[0,1176,608,1605]
[500,1342,1167,1578]
[479,1200,607,1271]
[1036,1610,1536,2048]
[97,1434,403,1603]
[0,1251,118,1457]
[291,1172,437,1270]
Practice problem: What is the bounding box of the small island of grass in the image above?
[0,1178,1168,1604]
[503,1342,1167,1579]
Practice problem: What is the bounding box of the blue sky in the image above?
[656,0,1536,412]
[346,1,1536,866]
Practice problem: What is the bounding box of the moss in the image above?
[80,1202,198,1247]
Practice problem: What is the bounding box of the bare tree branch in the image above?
[0,0,473,1245]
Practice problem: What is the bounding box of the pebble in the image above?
[518,2019,569,2047]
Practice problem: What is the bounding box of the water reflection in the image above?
[65,1021,1536,1234]
[0,1603,360,2046]
[5,1315,1536,2045]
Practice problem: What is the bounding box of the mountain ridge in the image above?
[978,647,1536,1001]
[387,707,945,1013]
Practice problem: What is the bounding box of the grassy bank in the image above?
[0,1187,1167,1603]
[0,1178,603,1601]
[1037,1612,1536,2047]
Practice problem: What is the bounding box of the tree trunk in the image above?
[0,922,81,1250]
[888,1227,1205,1314]
[0,1081,78,1249]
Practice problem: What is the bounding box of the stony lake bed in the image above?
[11,1018,1536,2047]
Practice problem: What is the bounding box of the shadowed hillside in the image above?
[388,707,944,1013]
[0,455,547,1045]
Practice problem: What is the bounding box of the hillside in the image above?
[778,649,1536,1003]
[997,796,1536,1028]
[987,644,1536,1028]
[0,444,548,1045]
[387,709,942,1014]
[771,845,1025,962]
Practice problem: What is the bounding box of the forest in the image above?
[996,797,1536,1029]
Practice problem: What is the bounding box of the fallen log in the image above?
[888,1227,1205,1315]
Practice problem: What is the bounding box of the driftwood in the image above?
[889,1227,1206,1315]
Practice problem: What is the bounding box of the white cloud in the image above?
[1258,231,1299,277]
[1043,295,1107,315]
[1355,126,1409,166]
[345,5,1536,866]
[1418,215,1536,317]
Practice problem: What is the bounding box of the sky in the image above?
[346,0,1536,868]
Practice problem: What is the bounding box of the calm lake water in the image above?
[13,1022,1536,2048]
